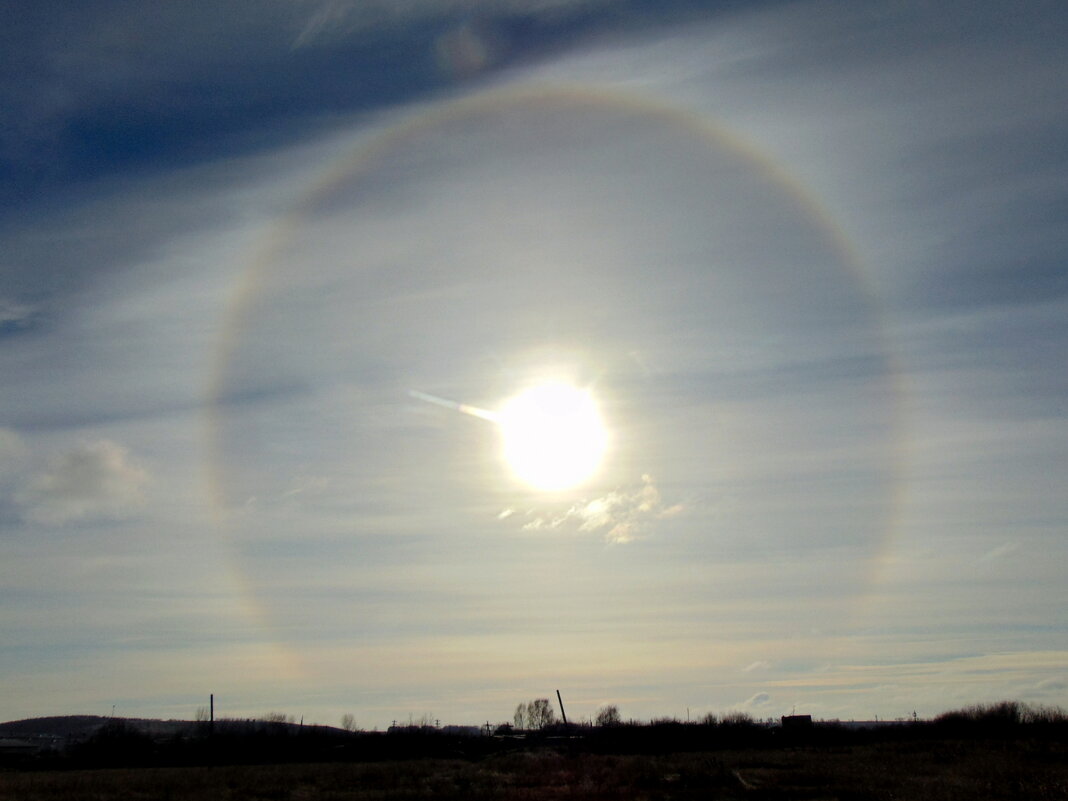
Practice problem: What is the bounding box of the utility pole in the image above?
[556,690,568,726]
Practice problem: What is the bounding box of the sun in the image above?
[498,382,608,491]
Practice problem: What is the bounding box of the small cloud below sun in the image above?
[505,474,682,544]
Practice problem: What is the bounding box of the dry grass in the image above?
[2,739,1067,800]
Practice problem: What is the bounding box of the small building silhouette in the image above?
[780,714,813,730]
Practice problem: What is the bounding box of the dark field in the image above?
[3,740,1067,801]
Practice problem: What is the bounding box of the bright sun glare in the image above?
[498,382,608,491]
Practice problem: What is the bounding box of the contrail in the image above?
[408,389,500,423]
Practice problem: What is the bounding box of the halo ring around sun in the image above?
[206,83,905,662]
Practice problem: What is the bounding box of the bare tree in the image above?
[340,713,356,732]
[595,705,621,727]
[721,710,754,726]
[514,703,528,729]
[527,698,556,730]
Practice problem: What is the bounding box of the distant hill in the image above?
[0,716,210,741]
[0,715,347,741]
[0,716,116,739]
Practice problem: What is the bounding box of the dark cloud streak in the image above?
[0,0,774,212]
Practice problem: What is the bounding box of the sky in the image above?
[1,0,1066,730]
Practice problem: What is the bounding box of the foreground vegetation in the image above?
[2,738,1067,800]
[2,702,1066,799]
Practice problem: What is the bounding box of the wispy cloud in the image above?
[17,439,150,526]
[0,428,28,484]
[292,0,611,48]
[1023,677,1067,703]
[741,692,771,710]
[978,542,1021,564]
[514,474,682,543]
[0,298,35,330]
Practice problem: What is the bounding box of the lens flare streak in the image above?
[410,383,608,491]
[408,389,500,422]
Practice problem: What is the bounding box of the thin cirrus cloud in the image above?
[0,1,1065,728]
[741,693,771,710]
[742,661,772,674]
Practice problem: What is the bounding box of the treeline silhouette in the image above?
[5,701,1066,771]
[583,701,1068,754]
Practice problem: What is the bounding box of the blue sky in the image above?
[1,0,1066,729]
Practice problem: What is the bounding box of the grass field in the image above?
[3,739,1067,800]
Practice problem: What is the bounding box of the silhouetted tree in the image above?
[1024,704,1068,724]
[721,710,755,726]
[933,700,1067,731]
[595,705,621,727]
[529,699,556,729]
